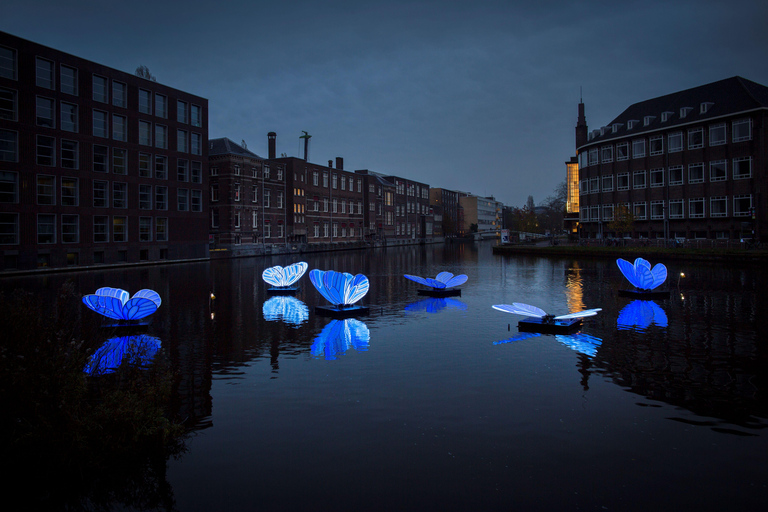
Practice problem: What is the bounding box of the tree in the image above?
[608,204,634,236]
[538,180,567,234]
[135,65,156,82]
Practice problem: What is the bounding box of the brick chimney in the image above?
[336,157,343,170]
[268,132,276,159]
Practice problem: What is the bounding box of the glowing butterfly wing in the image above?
[617,258,640,288]
[343,274,369,305]
[554,308,601,320]
[435,272,454,284]
[492,303,547,317]
[283,262,308,286]
[650,263,667,289]
[120,297,159,320]
[404,274,431,287]
[322,270,350,306]
[83,294,125,319]
[95,287,130,305]
[442,274,468,288]
[262,265,288,287]
[422,277,446,289]
[634,258,651,272]
[310,269,335,304]
[133,289,161,307]
[635,265,657,290]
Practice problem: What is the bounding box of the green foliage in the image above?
[608,204,635,235]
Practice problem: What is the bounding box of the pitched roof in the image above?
[209,137,263,159]
[584,76,768,146]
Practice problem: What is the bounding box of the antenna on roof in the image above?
[580,86,583,103]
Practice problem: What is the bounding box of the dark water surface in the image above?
[5,242,768,511]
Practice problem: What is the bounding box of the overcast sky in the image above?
[4,0,767,207]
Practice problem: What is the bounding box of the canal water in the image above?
[5,242,768,511]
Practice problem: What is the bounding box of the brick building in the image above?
[0,31,208,271]
[577,77,768,242]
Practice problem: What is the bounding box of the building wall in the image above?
[1,32,208,271]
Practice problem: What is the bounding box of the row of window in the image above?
[581,119,753,167]
[0,213,168,245]
[580,158,752,194]
[579,195,753,222]
[211,183,283,206]
[311,171,364,192]
[210,165,281,180]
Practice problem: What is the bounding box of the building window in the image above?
[709,123,726,146]
[710,160,727,182]
[93,110,108,138]
[0,130,16,162]
[650,200,664,220]
[688,163,704,184]
[251,185,257,203]
[668,165,683,185]
[139,184,152,209]
[139,89,152,114]
[601,146,613,163]
[633,170,646,189]
[93,216,108,242]
[60,65,77,95]
[191,104,201,127]
[633,202,647,220]
[113,182,127,208]
[37,175,55,205]
[589,177,599,194]
[177,188,189,211]
[139,153,151,177]
[1,46,17,80]
[264,190,270,208]
[632,139,646,158]
[0,171,18,203]
[588,148,598,166]
[155,156,167,179]
[688,128,704,149]
[35,135,55,166]
[191,133,201,155]
[36,96,55,127]
[210,183,219,202]
[211,209,219,228]
[93,145,108,172]
[0,213,19,244]
[177,100,188,123]
[616,172,629,191]
[139,217,152,242]
[113,216,127,242]
[710,196,727,217]
[61,177,78,206]
[277,191,284,208]
[177,159,189,182]
[733,157,752,179]
[234,211,240,228]
[732,119,752,142]
[667,132,682,153]
[61,215,79,243]
[688,198,705,218]
[60,102,78,132]
[210,166,218,176]
[177,130,188,152]
[649,168,664,187]
[139,120,152,145]
[155,94,167,118]
[734,195,752,217]
[602,204,614,221]
[156,186,168,210]
[0,87,16,121]
[93,181,108,208]
[191,189,202,212]
[155,125,167,149]
[264,222,271,239]
[92,75,108,103]
[112,81,127,108]
[649,136,663,155]
[191,161,202,183]
[37,214,56,244]
[332,174,338,189]
[113,114,127,141]
[669,199,684,219]
[616,142,629,161]
[36,57,54,89]
[234,183,241,202]
[113,148,127,175]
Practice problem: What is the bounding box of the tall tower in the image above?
[575,100,587,151]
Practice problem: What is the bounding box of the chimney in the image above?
[268,132,276,159]
[328,160,333,168]
[336,157,343,170]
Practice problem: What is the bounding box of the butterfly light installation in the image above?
[262,262,308,288]
[262,296,309,326]
[494,332,602,358]
[403,272,468,289]
[492,303,601,323]
[309,269,369,307]
[82,287,161,320]
[311,318,370,360]
[617,300,668,330]
[617,258,667,291]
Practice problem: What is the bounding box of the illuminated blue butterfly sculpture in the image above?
[84,334,161,375]
[309,269,369,308]
[404,272,468,290]
[262,262,308,289]
[617,300,668,330]
[82,287,162,321]
[311,318,370,360]
[617,258,667,291]
[494,331,603,358]
[492,303,601,322]
[405,297,468,314]
[262,296,309,326]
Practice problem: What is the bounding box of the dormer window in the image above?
[600,126,607,136]
[680,107,693,118]
[644,116,656,127]
[627,120,639,130]
[700,102,714,114]
[612,123,623,133]
[661,111,674,122]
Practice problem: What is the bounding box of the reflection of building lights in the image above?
[210,311,215,320]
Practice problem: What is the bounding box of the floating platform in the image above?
[518,316,582,334]
[417,288,461,297]
[268,286,300,295]
[618,289,670,299]
[100,319,151,332]
[315,305,370,318]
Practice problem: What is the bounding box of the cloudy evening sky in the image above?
[3,0,767,207]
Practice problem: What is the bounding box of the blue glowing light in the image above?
[492,303,601,320]
[262,262,308,288]
[311,319,370,360]
[403,271,468,289]
[84,334,161,375]
[617,258,667,291]
[262,296,309,326]
[494,332,602,358]
[405,297,468,314]
[309,269,369,306]
[82,287,161,320]
[617,300,669,330]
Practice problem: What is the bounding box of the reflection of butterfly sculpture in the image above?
[404,272,468,289]
[617,300,668,330]
[405,297,468,314]
[494,332,602,358]
[84,334,161,375]
[311,319,370,360]
[82,287,161,320]
[617,258,667,291]
[262,262,308,288]
[492,303,601,322]
[262,296,309,326]
[309,269,369,307]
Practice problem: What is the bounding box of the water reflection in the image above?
[616,300,668,330]
[84,334,161,375]
[494,331,602,358]
[262,296,309,327]
[404,296,468,314]
[311,319,370,360]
